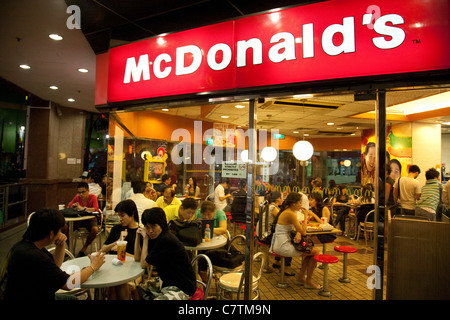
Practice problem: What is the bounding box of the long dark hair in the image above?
[309,192,324,216]
[142,207,168,232]
[278,192,302,215]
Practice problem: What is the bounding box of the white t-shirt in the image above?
[88,183,102,198]
[129,193,156,226]
[214,184,227,210]
[394,176,422,210]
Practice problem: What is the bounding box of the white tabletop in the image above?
[61,255,144,288]
[184,234,227,251]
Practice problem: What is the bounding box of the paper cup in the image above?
[58,204,65,210]
[117,241,127,262]
[321,217,328,224]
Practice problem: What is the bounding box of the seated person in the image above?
[307,192,336,244]
[100,200,140,300]
[134,207,197,300]
[332,184,352,231]
[62,182,100,257]
[164,197,197,223]
[155,187,182,209]
[129,180,156,225]
[184,177,201,198]
[2,208,105,300]
[195,200,228,237]
[229,179,247,223]
[144,182,158,201]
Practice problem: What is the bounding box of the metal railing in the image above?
[0,182,28,230]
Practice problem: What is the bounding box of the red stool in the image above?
[318,240,335,269]
[271,252,289,289]
[314,254,339,297]
[334,246,357,283]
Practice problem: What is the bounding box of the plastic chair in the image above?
[356,210,375,247]
[190,254,213,300]
[217,251,265,300]
[47,247,92,300]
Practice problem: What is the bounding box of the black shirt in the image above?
[3,239,70,300]
[145,230,196,296]
[104,225,138,255]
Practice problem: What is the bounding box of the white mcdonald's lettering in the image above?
[122,13,406,84]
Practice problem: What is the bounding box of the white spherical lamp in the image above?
[293,141,314,161]
[261,147,277,162]
[240,150,249,162]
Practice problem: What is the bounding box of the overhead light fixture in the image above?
[19,64,31,69]
[221,115,229,119]
[49,86,58,90]
[293,141,314,161]
[293,131,299,133]
[261,147,277,162]
[327,122,334,125]
[162,108,169,111]
[234,105,245,109]
[78,68,88,73]
[240,150,249,162]
[68,98,75,102]
[442,122,450,125]
[49,34,63,41]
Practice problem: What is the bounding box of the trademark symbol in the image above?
[413,39,421,44]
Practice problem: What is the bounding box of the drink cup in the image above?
[117,241,127,262]
[321,217,328,224]
[58,204,65,210]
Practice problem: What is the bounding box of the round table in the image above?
[184,234,228,252]
[61,255,144,299]
[64,215,98,254]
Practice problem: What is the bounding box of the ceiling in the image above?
[0,0,449,137]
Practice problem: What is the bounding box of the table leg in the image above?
[69,221,74,254]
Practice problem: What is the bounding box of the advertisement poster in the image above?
[361,123,412,186]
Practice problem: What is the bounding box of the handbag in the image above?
[289,230,314,253]
[168,219,203,247]
[206,240,245,269]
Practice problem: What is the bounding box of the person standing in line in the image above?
[415,168,443,221]
[393,165,421,215]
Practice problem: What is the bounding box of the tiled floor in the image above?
[209,222,380,301]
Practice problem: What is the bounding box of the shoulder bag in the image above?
[289,230,314,253]
[168,219,203,247]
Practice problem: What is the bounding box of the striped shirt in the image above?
[416,179,442,213]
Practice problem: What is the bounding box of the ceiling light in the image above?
[162,108,169,111]
[293,131,299,133]
[293,141,314,161]
[78,68,88,73]
[19,64,31,69]
[327,122,334,125]
[49,34,63,41]
[221,115,229,119]
[261,147,278,162]
[304,133,309,136]
[235,104,245,109]
[49,86,58,90]
[68,98,75,102]
[442,122,450,125]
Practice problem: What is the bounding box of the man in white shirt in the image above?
[87,172,102,198]
[214,178,232,211]
[129,181,156,225]
[393,165,422,215]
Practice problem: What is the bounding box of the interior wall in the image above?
[411,123,441,185]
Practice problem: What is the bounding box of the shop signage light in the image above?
[105,0,450,104]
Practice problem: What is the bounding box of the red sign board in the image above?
[105,0,450,104]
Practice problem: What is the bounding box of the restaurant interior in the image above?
[1,0,450,302]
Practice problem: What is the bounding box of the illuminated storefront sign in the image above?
[104,0,450,104]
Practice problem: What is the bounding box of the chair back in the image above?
[191,254,213,300]
[364,210,375,225]
[357,204,375,223]
[47,247,75,260]
[236,251,265,300]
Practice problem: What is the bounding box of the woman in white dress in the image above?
[270,192,322,289]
